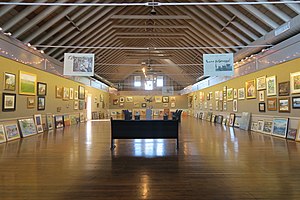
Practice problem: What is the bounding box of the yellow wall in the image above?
[0,56,109,120]
[190,58,300,117]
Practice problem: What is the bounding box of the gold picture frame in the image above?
[245,79,256,99]
[19,71,37,95]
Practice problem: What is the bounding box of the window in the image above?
[157,76,163,87]
[134,76,141,87]
[145,80,153,90]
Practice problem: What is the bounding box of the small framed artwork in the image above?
[262,120,273,135]
[100,94,104,102]
[292,96,300,109]
[134,102,140,108]
[267,98,277,111]
[19,71,37,95]
[233,99,238,112]
[251,122,258,131]
[162,96,169,103]
[295,123,300,141]
[266,75,277,96]
[2,93,16,111]
[223,101,227,111]
[69,88,74,100]
[141,103,147,108]
[63,87,69,100]
[119,97,125,103]
[258,91,265,102]
[126,96,133,102]
[257,120,264,132]
[78,85,85,100]
[215,91,219,100]
[278,81,290,96]
[37,82,47,96]
[163,103,169,108]
[233,89,237,99]
[290,71,300,94]
[170,96,176,102]
[46,114,54,130]
[219,91,223,100]
[74,90,78,100]
[245,79,256,99]
[206,93,210,101]
[74,101,79,110]
[238,88,245,100]
[171,102,176,108]
[56,86,62,98]
[4,72,16,91]
[227,88,233,101]
[278,97,290,112]
[113,99,118,105]
[27,96,35,109]
[155,96,162,103]
[256,76,266,90]
[4,124,21,141]
[34,114,44,133]
[272,118,289,138]
[287,128,297,140]
[119,103,124,108]
[259,102,266,112]
[79,100,85,110]
[0,125,7,143]
[54,115,64,129]
[215,100,219,111]
[18,118,37,137]
[228,113,235,127]
[37,96,45,110]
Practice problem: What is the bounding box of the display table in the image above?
[110,118,179,150]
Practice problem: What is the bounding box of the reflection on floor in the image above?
[0,117,300,199]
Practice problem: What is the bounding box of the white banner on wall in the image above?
[203,53,234,76]
[64,53,94,76]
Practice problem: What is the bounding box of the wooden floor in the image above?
[1,117,300,199]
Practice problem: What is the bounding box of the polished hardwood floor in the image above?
[1,117,300,199]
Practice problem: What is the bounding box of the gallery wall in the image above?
[189,57,300,118]
[0,56,109,120]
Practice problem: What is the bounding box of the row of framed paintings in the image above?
[55,85,85,100]
[251,118,300,141]
[0,113,85,144]
[2,93,46,111]
[258,96,300,112]
[113,96,176,105]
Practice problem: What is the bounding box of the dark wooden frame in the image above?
[278,81,290,96]
[37,96,45,110]
[110,118,179,150]
[259,102,266,112]
[292,96,300,109]
[2,93,16,111]
[278,97,290,112]
[37,82,47,96]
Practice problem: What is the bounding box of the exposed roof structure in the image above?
[1,1,300,90]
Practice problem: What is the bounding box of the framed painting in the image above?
[18,118,37,137]
[113,99,118,105]
[257,120,264,132]
[27,96,35,108]
[46,114,54,130]
[267,98,277,111]
[290,71,300,94]
[4,124,21,141]
[223,101,227,111]
[228,113,235,127]
[266,75,277,96]
[272,118,289,138]
[37,82,47,96]
[259,102,265,112]
[292,96,300,109]
[295,123,300,142]
[215,91,219,100]
[215,100,219,111]
[233,89,237,99]
[278,81,290,96]
[69,88,74,100]
[219,90,223,100]
[37,96,45,110]
[119,103,124,108]
[34,114,44,133]
[227,88,233,101]
[163,103,168,108]
[64,115,71,126]
[63,87,69,100]
[4,72,16,91]
[155,96,162,103]
[206,93,210,101]
[238,88,245,100]
[233,100,238,112]
[100,94,104,102]
[119,97,125,103]
[162,96,169,103]
[256,76,266,90]
[126,96,133,102]
[19,71,37,95]
[278,97,290,112]
[141,103,147,108]
[79,100,85,110]
[262,120,273,135]
[78,85,85,100]
[2,93,16,111]
[134,102,140,108]
[74,90,78,100]
[171,102,176,108]
[54,115,64,129]
[170,96,176,102]
[258,91,265,102]
[56,86,62,98]
[0,125,7,143]
[287,128,297,140]
[245,79,256,99]
[74,100,79,110]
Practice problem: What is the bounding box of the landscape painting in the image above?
[272,118,289,138]
[18,118,37,137]
[19,71,37,95]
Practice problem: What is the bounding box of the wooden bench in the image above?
[110,118,179,150]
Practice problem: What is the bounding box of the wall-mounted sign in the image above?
[203,53,234,76]
[64,53,94,76]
